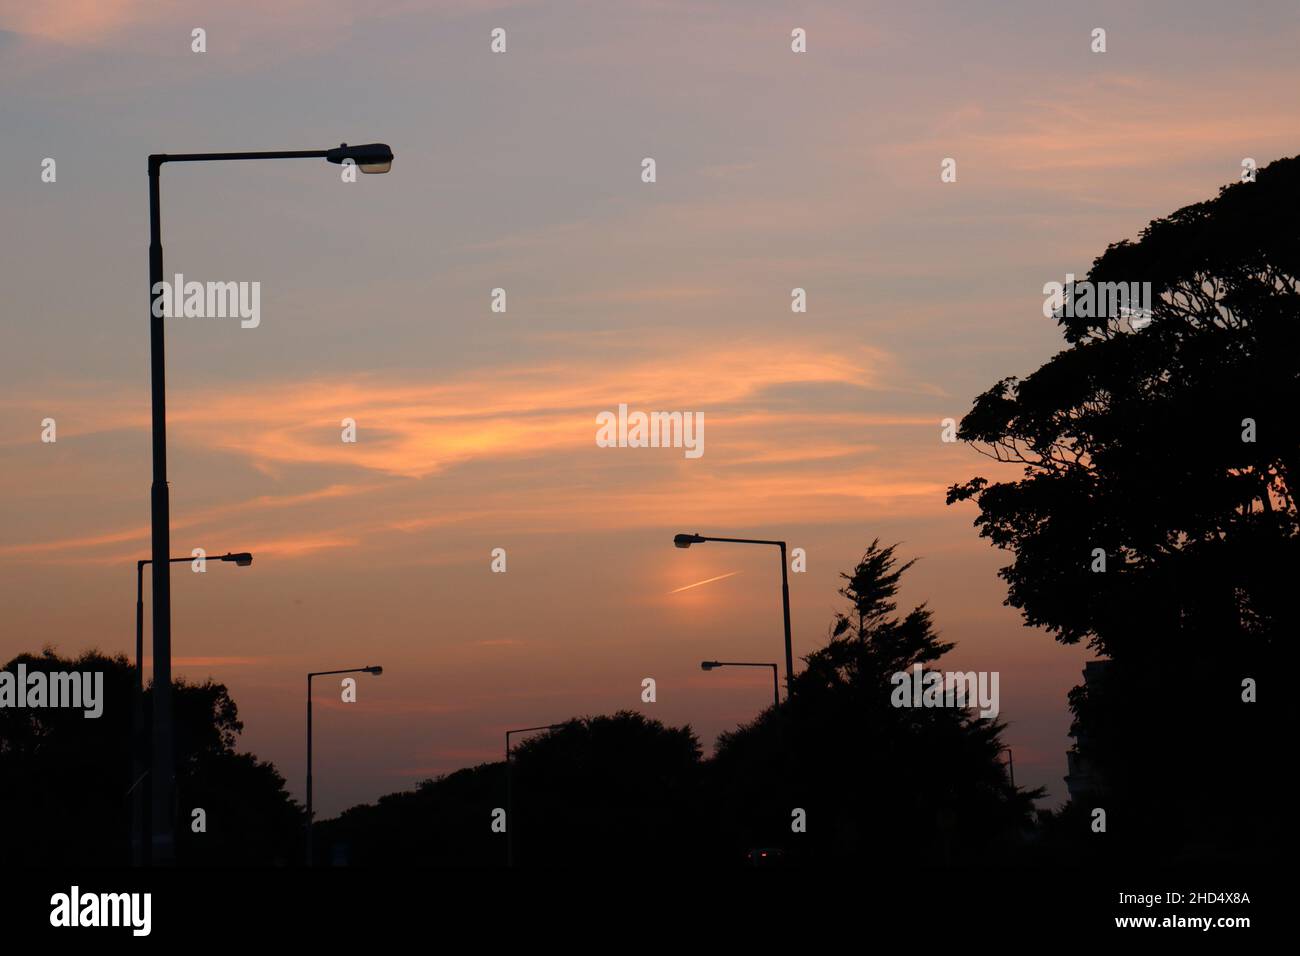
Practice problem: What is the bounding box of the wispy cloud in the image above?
[7,340,890,480]
[173,656,262,667]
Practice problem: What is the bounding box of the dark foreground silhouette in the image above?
[0,649,301,866]
[948,157,1296,864]
[5,162,1291,867]
[4,543,1034,867]
[313,541,1033,866]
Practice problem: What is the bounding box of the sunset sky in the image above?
[2,0,1298,817]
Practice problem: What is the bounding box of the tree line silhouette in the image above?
[4,542,1033,866]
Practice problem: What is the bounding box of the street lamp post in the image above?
[700,660,780,710]
[674,533,794,696]
[146,142,391,864]
[306,665,383,866]
[131,552,252,866]
[505,723,564,868]
[1001,746,1016,790]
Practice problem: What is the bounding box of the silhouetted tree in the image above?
[320,546,1035,867]
[708,541,1037,865]
[316,711,704,866]
[0,648,303,865]
[511,712,704,865]
[317,761,506,866]
[947,158,1295,861]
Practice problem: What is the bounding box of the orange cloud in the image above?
[0,483,375,562]
[872,73,1300,184]
[0,0,146,44]
[0,339,967,565]
[173,656,261,667]
[18,340,889,480]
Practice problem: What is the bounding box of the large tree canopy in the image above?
[0,648,303,865]
[948,157,1297,661]
[947,158,1295,859]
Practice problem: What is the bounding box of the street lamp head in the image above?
[364,666,383,676]
[325,142,393,174]
[221,552,254,566]
[701,661,720,671]
[674,533,704,549]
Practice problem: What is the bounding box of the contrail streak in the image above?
[669,570,741,594]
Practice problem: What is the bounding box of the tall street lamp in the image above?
[305,665,383,866]
[131,551,252,866]
[505,723,564,867]
[700,660,780,710]
[146,142,392,864]
[674,533,794,696]
[1001,746,1016,790]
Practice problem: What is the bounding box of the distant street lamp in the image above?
[674,533,794,695]
[505,723,564,867]
[131,551,252,866]
[700,660,780,710]
[306,666,383,866]
[1001,746,1016,790]
[146,142,391,864]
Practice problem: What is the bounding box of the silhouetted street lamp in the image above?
[701,660,780,710]
[674,533,794,695]
[505,723,564,867]
[146,143,391,864]
[1001,746,1016,790]
[325,142,394,173]
[306,666,383,866]
[131,551,252,866]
